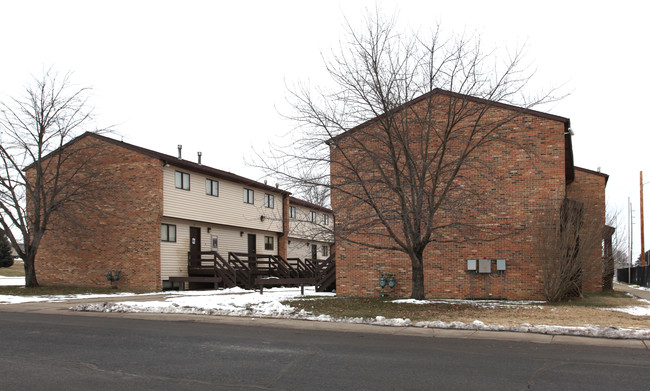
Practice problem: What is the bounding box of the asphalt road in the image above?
[1,312,649,390]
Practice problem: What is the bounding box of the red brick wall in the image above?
[36,135,163,291]
[331,95,570,300]
[566,168,608,292]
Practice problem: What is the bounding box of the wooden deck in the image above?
[169,251,335,292]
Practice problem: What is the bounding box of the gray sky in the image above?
[1,0,648,257]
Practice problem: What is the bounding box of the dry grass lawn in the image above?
[0,260,24,277]
[286,291,650,330]
[2,262,648,330]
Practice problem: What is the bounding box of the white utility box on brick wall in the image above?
[496,259,506,271]
[478,259,491,273]
[467,259,477,271]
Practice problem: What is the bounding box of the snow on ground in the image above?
[626,284,650,293]
[2,279,650,340]
[393,298,546,309]
[0,291,164,304]
[0,276,25,286]
[602,298,650,316]
[74,287,336,319]
[68,287,650,339]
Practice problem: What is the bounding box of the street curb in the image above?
[1,297,648,350]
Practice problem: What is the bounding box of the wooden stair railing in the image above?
[228,252,253,288]
[314,254,336,292]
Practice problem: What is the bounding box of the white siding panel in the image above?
[288,238,331,260]
[161,222,189,279]
[162,166,284,232]
[161,218,281,279]
[288,204,334,242]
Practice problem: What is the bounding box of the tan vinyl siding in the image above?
[288,204,334,242]
[162,166,283,232]
[161,218,279,279]
[288,238,331,260]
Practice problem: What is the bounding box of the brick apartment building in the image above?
[329,89,609,300]
[33,133,333,291]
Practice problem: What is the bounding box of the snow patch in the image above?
[413,320,650,339]
[2,283,649,340]
[602,299,650,316]
[0,276,25,286]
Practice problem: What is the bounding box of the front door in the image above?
[311,244,318,259]
[247,234,257,268]
[247,234,257,255]
[189,227,201,257]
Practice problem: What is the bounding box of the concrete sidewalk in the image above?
[614,282,650,300]
[1,292,648,350]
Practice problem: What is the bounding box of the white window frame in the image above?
[175,171,190,190]
[206,179,219,196]
[322,214,329,225]
[161,224,176,242]
[244,188,254,204]
[264,236,274,250]
[310,211,316,223]
[264,193,274,209]
[321,245,329,257]
[289,206,296,219]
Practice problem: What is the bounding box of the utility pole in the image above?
[629,197,633,283]
[641,171,647,267]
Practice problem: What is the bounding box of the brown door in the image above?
[190,227,201,256]
[247,233,257,268]
[247,234,257,255]
[311,244,318,259]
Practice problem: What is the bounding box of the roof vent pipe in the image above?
[177,145,182,159]
[197,152,202,165]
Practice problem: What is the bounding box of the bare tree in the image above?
[535,199,611,302]
[0,70,107,287]
[259,12,558,299]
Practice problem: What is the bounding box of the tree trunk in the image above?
[410,249,425,299]
[23,254,39,288]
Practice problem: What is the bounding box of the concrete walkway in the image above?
[0,291,648,350]
[614,282,650,300]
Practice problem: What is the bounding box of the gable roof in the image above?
[55,132,292,196]
[289,196,332,214]
[574,166,609,185]
[327,88,570,144]
[326,88,575,184]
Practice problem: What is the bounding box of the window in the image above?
[205,179,219,196]
[161,224,176,242]
[264,236,274,250]
[322,214,329,225]
[310,211,316,223]
[175,171,190,190]
[321,245,329,257]
[289,206,296,219]
[243,188,254,204]
[264,193,274,208]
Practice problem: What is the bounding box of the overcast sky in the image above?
[1,0,648,257]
